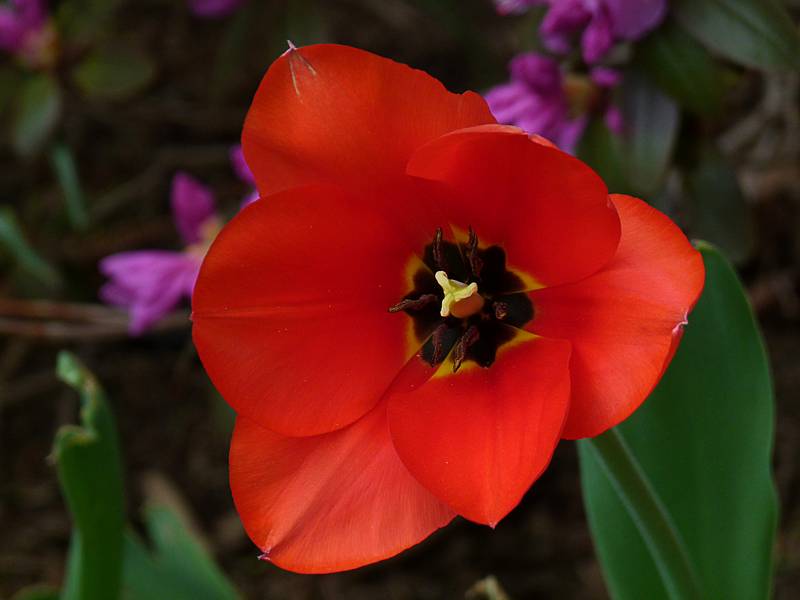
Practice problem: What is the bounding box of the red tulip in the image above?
[192,44,704,574]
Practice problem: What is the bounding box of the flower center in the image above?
[434,271,484,318]
[389,227,534,372]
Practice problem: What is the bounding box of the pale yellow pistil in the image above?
[435,271,484,319]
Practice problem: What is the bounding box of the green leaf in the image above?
[685,147,754,264]
[580,244,778,600]
[50,144,90,232]
[619,71,680,196]
[672,0,800,70]
[634,21,726,116]
[0,206,62,287]
[577,118,631,195]
[12,74,61,156]
[121,506,240,600]
[54,352,125,600]
[73,44,156,101]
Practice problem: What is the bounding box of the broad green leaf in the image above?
[634,21,726,116]
[73,44,155,101]
[619,71,680,196]
[672,0,800,70]
[12,74,61,156]
[580,244,777,600]
[0,206,62,287]
[121,506,239,600]
[577,118,631,195]
[50,144,89,231]
[54,352,125,600]
[685,146,754,264]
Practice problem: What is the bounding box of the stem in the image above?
[588,428,703,600]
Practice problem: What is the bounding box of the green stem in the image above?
[588,428,703,600]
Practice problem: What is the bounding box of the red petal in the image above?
[528,194,705,439]
[387,335,572,526]
[192,182,444,437]
[406,126,621,287]
[242,44,495,196]
[230,404,455,574]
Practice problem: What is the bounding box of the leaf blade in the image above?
[672,0,800,70]
[54,352,125,600]
[580,243,778,599]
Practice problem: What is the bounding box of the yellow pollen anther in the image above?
[435,271,484,318]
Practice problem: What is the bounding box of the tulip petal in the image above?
[242,44,495,195]
[406,126,621,287]
[230,405,455,574]
[192,182,448,437]
[528,194,705,439]
[388,334,572,526]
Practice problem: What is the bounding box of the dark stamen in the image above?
[493,301,509,320]
[452,325,480,372]
[432,227,445,270]
[388,294,438,313]
[430,323,450,365]
[467,226,483,278]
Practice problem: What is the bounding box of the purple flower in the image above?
[494,0,666,63]
[188,0,246,19]
[230,145,258,207]
[485,53,621,153]
[0,0,55,65]
[99,172,220,335]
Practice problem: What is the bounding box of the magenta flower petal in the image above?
[171,172,216,246]
[604,0,667,39]
[540,0,590,55]
[230,145,255,186]
[188,0,246,18]
[486,52,588,153]
[590,66,622,88]
[581,8,614,64]
[240,189,259,209]
[16,0,44,22]
[604,105,624,135]
[500,0,666,63]
[99,250,199,335]
[493,0,542,15]
[0,9,23,51]
[509,52,562,93]
[0,0,44,52]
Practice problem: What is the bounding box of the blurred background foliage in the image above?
[1,0,799,598]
